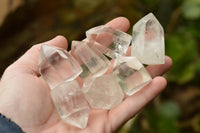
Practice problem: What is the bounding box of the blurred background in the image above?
[0,0,200,132]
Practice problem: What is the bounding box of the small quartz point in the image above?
[113,56,152,96]
[51,80,90,129]
[38,44,82,89]
[86,25,132,59]
[131,13,165,65]
[71,41,111,79]
[82,74,124,109]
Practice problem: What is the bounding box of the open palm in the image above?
[0,17,172,133]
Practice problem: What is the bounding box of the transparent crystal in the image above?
[71,41,111,79]
[82,74,124,109]
[131,13,165,65]
[113,56,152,96]
[86,25,132,59]
[38,44,82,89]
[51,80,89,129]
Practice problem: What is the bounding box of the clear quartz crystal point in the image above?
[51,80,90,129]
[38,44,82,89]
[113,56,152,96]
[86,25,132,59]
[131,13,165,65]
[82,74,124,109]
[71,41,111,79]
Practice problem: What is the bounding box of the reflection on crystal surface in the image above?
[82,74,124,109]
[131,13,165,65]
[38,44,82,89]
[71,41,110,79]
[51,80,89,129]
[86,25,132,59]
[113,56,152,96]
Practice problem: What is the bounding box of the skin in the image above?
[0,17,172,133]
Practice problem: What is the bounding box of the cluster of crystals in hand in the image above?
[38,13,165,129]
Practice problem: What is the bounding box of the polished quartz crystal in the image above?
[51,80,90,129]
[38,44,82,89]
[82,74,124,109]
[131,13,165,65]
[113,56,152,96]
[38,13,166,129]
[86,25,132,59]
[71,41,110,79]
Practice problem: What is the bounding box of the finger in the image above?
[87,17,130,50]
[105,17,130,32]
[125,47,132,56]
[82,17,130,43]
[124,54,173,78]
[147,56,173,78]
[7,36,68,75]
[109,77,167,131]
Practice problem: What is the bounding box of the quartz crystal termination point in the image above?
[86,25,132,59]
[71,41,111,79]
[83,74,124,109]
[113,56,152,96]
[51,80,90,129]
[131,13,165,65]
[38,44,82,89]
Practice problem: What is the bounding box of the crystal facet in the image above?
[131,13,165,65]
[113,56,152,96]
[71,41,111,79]
[51,80,90,129]
[86,25,132,59]
[38,44,82,89]
[82,74,124,109]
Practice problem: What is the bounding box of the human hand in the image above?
[0,17,172,133]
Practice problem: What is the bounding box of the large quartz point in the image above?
[38,44,82,89]
[86,25,132,59]
[51,80,90,129]
[71,41,110,79]
[131,13,165,65]
[82,74,124,109]
[113,56,152,96]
